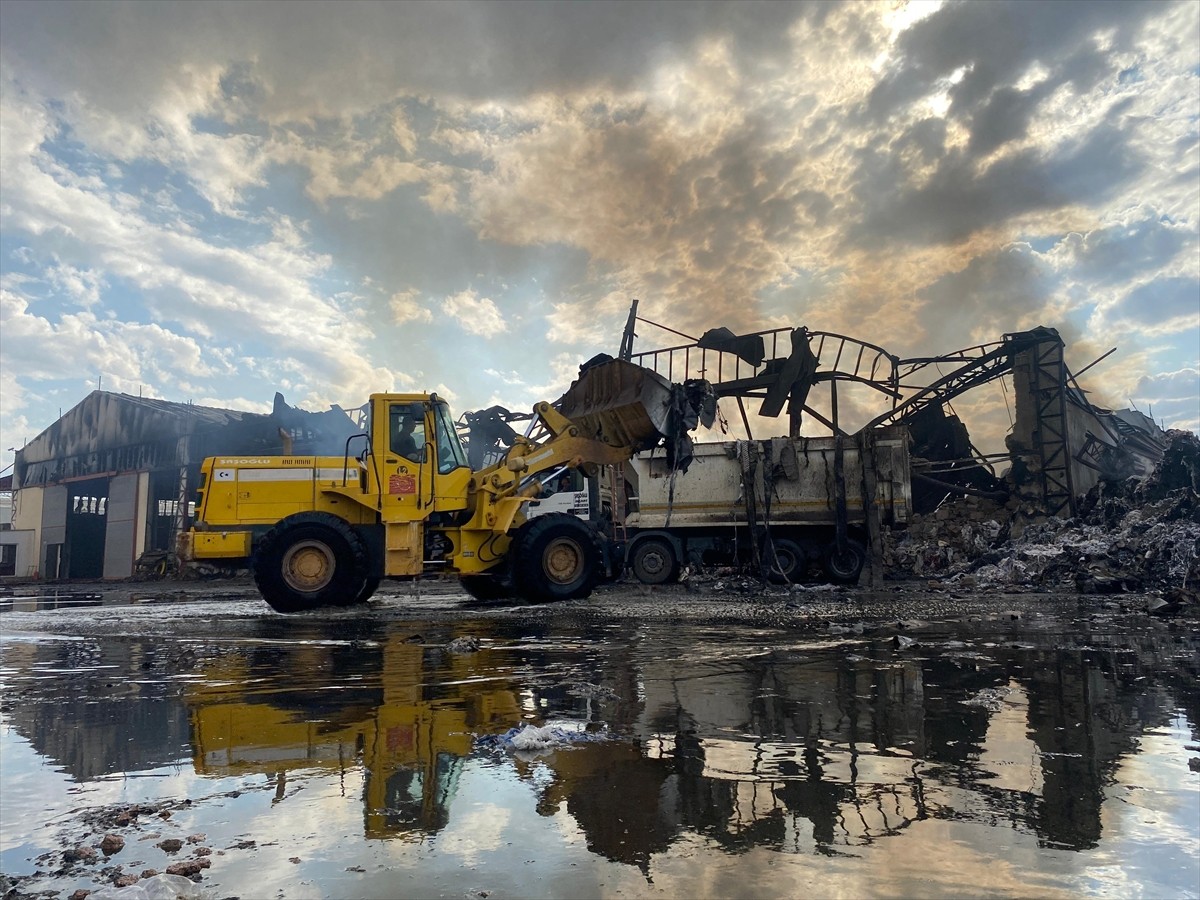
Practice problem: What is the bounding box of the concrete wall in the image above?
[135,471,150,562]
[0,530,37,579]
[12,485,44,576]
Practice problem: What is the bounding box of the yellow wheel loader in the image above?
[178,360,679,612]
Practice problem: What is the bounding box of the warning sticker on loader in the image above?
[389,474,417,495]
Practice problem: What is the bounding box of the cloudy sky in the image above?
[1,0,1197,472]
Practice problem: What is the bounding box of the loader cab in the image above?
[369,394,472,521]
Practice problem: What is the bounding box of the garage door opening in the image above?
[67,478,109,579]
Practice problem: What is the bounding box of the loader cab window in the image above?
[433,401,469,474]
[389,403,426,462]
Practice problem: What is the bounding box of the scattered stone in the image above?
[194,847,211,857]
[186,834,206,844]
[68,891,91,900]
[165,859,210,877]
[113,874,138,887]
[157,839,184,853]
[100,835,125,856]
[289,857,302,864]
[346,865,366,873]
[446,635,481,653]
[892,635,918,650]
[1189,758,1200,773]
[64,846,99,864]
[140,870,159,879]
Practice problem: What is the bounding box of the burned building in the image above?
[624,317,1167,519]
[6,391,361,580]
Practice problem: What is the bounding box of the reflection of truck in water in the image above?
[621,427,911,585]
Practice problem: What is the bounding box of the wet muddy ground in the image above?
[1,578,1198,899]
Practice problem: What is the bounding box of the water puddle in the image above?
[1,609,1197,898]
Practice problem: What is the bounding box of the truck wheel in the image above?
[461,575,513,601]
[512,513,601,602]
[254,514,367,612]
[630,537,678,585]
[765,538,804,584]
[823,538,866,584]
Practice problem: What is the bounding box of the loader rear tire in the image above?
[254,514,368,613]
[345,576,381,605]
[629,537,678,585]
[512,513,602,603]
[824,538,866,585]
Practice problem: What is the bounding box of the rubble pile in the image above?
[886,430,1200,594]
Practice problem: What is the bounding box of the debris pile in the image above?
[886,430,1200,594]
[477,723,612,755]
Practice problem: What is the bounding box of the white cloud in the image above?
[1132,367,1200,432]
[444,289,507,337]
[1,0,1196,473]
[389,288,433,325]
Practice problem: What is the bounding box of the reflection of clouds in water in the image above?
[1099,716,1200,893]
[438,800,512,865]
[976,681,1044,796]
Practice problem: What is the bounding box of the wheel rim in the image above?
[830,548,860,578]
[637,546,667,578]
[543,537,584,585]
[633,542,672,585]
[282,539,336,593]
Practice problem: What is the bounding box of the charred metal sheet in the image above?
[462,406,520,470]
[14,392,244,488]
[271,393,363,456]
[14,390,361,489]
[696,327,765,366]
[759,327,819,419]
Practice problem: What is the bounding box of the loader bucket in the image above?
[557,358,675,452]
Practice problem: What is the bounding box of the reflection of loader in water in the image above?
[186,633,520,839]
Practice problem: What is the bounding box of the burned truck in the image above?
[619,426,911,585]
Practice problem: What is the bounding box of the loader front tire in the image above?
[254,514,368,613]
[512,513,601,603]
[461,575,513,601]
